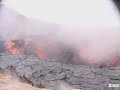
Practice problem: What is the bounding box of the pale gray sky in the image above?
[1,0,120,63]
[3,0,120,26]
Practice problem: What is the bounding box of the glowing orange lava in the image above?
[5,41,23,55]
[36,48,46,60]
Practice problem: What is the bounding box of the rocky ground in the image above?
[0,73,47,90]
[0,54,120,90]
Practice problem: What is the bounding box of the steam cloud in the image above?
[0,0,120,65]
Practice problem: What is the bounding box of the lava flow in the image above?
[0,35,120,66]
[2,35,56,61]
[36,48,46,60]
[5,41,23,55]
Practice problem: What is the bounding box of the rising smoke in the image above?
[0,0,120,65]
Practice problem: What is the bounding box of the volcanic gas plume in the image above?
[0,0,120,67]
[0,35,82,65]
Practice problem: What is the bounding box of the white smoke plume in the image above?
[0,0,120,65]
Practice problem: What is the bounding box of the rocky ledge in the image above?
[0,54,120,90]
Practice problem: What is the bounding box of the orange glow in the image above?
[9,48,22,54]
[3,36,120,66]
[36,48,46,60]
[4,36,47,60]
[5,41,23,55]
[5,41,15,49]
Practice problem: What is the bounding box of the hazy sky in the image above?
[1,0,120,64]
[3,0,120,26]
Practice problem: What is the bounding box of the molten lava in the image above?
[5,41,23,55]
[1,35,120,66]
[36,48,46,60]
[3,37,47,60]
